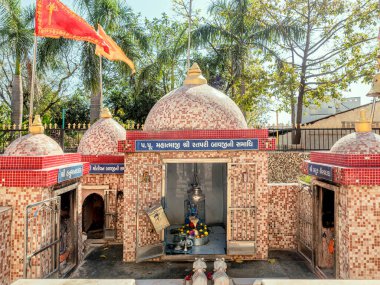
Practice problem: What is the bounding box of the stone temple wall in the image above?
[0,207,12,285]
[268,183,298,250]
[123,151,269,262]
[268,152,309,183]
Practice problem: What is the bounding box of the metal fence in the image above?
[0,127,88,153]
[0,127,378,154]
[269,128,380,151]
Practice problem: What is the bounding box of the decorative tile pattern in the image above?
[144,84,248,131]
[268,184,298,249]
[78,118,126,155]
[0,207,12,285]
[4,134,63,156]
[0,154,81,170]
[268,152,309,183]
[330,132,380,154]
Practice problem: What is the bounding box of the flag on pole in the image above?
[95,25,135,74]
[35,0,109,53]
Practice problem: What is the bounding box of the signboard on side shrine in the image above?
[308,163,333,181]
[58,165,83,183]
[89,163,125,174]
[135,138,259,152]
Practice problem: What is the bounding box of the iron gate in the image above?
[24,197,61,278]
[298,182,314,263]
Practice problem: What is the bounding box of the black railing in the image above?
[0,128,87,154]
[268,128,380,151]
[0,127,378,154]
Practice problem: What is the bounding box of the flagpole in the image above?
[29,35,38,127]
[186,0,193,70]
[99,55,103,113]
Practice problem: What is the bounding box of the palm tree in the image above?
[38,0,146,123]
[192,0,303,105]
[0,0,34,126]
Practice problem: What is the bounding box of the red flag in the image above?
[35,0,109,53]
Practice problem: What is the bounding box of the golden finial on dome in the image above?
[367,73,380,98]
[100,107,112,119]
[184,63,207,85]
[355,109,372,133]
[29,115,44,135]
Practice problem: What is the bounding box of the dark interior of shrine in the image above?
[164,163,227,255]
[317,187,335,278]
[82,193,105,239]
[60,190,76,275]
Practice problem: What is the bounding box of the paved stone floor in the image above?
[70,245,317,279]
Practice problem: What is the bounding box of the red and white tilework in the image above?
[0,207,11,285]
[268,184,298,249]
[144,84,248,131]
[4,134,63,156]
[330,132,380,154]
[78,118,126,155]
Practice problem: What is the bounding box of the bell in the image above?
[366,73,380,97]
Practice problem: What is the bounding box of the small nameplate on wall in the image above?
[89,163,125,174]
[135,139,259,152]
[308,163,333,181]
[58,165,83,183]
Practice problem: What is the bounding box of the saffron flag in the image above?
[35,0,109,53]
[95,25,135,74]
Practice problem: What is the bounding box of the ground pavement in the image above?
[69,245,316,280]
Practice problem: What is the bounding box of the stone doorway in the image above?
[82,193,105,239]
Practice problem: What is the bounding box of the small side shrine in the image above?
[0,116,89,281]
[302,110,380,279]
[78,108,126,241]
[119,64,276,262]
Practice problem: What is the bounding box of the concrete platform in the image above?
[69,245,316,279]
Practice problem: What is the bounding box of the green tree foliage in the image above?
[264,0,378,142]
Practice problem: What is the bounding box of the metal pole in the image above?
[29,35,38,127]
[99,56,103,113]
[186,0,193,70]
[61,108,66,129]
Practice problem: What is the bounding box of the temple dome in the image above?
[4,116,63,156]
[330,109,380,154]
[330,132,380,154]
[78,108,126,155]
[144,63,248,131]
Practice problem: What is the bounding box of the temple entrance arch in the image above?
[82,193,105,239]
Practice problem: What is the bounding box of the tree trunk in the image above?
[11,74,23,127]
[290,93,296,143]
[294,85,305,144]
[90,90,101,123]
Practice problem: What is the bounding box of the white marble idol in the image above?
[192,258,208,285]
[213,258,229,285]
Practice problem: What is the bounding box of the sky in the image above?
[23,0,373,125]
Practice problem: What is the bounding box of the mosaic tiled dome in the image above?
[78,108,126,155]
[330,131,380,154]
[4,115,63,156]
[144,63,247,131]
[330,109,380,154]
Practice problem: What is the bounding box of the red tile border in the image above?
[81,155,124,163]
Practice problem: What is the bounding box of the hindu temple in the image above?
[0,63,380,284]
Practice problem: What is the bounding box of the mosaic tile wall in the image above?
[0,186,50,282]
[0,207,12,285]
[344,184,380,279]
[268,152,310,183]
[268,184,298,249]
[123,151,269,262]
[144,84,248,131]
[81,174,124,242]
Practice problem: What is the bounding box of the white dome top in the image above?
[78,116,126,156]
[4,134,63,156]
[330,132,380,154]
[144,64,247,131]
